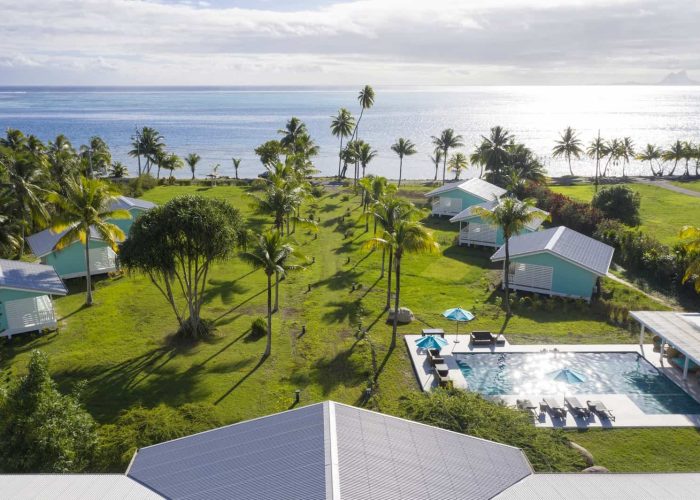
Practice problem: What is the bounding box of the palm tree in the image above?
[448,152,469,180]
[430,148,443,182]
[620,137,635,178]
[185,153,201,180]
[636,144,662,176]
[682,141,695,177]
[240,230,305,358]
[602,138,622,177]
[370,197,412,301]
[680,226,700,293]
[161,153,183,179]
[129,128,143,176]
[330,108,355,178]
[473,197,546,316]
[350,86,376,184]
[662,140,685,176]
[47,177,129,305]
[470,143,488,179]
[79,136,111,178]
[551,126,583,176]
[587,133,606,190]
[138,127,165,176]
[391,138,417,187]
[278,117,307,152]
[0,128,27,150]
[357,142,377,178]
[109,162,128,178]
[232,157,241,180]
[431,129,464,184]
[479,126,513,184]
[366,217,438,348]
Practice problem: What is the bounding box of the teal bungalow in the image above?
[0,259,67,338]
[26,196,155,279]
[449,200,548,248]
[425,178,506,217]
[490,226,614,301]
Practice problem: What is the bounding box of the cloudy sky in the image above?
[1,0,698,85]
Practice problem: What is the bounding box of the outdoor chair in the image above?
[565,397,591,419]
[516,399,539,420]
[427,349,445,366]
[587,400,616,422]
[433,366,452,388]
[541,397,567,419]
[470,331,496,345]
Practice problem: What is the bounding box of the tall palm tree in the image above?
[682,141,695,177]
[430,148,443,182]
[479,126,512,184]
[138,126,165,176]
[662,140,685,176]
[351,86,376,183]
[109,162,129,178]
[366,217,439,347]
[448,152,469,180]
[587,133,606,190]
[551,126,583,176]
[680,226,700,293]
[391,138,417,187]
[357,142,377,178]
[278,117,307,152]
[161,153,183,179]
[330,108,355,178]
[473,197,546,316]
[469,143,488,179]
[369,197,412,301]
[47,177,129,306]
[185,153,201,180]
[80,136,111,178]
[620,137,635,178]
[232,157,242,180]
[602,138,622,177]
[240,230,306,358]
[129,128,143,176]
[431,128,464,184]
[636,144,662,176]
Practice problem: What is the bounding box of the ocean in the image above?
[1,86,699,179]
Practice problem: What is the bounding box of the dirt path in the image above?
[630,177,700,198]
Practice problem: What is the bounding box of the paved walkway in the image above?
[630,177,700,198]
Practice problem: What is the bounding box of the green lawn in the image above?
[671,179,700,194]
[1,183,695,472]
[549,183,700,245]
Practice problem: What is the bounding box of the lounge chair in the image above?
[541,397,567,419]
[422,328,445,338]
[427,349,445,366]
[565,397,591,419]
[433,366,452,388]
[470,331,497,345]
[516,399,539,420]
[587,400,616,422]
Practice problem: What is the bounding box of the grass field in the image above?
[549,183,700,245]
[1,182,696,472]
[671,179,700,194]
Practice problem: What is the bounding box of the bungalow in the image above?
[490,226,614,301]
[450,200,548,247]
[0,259,67,338]
[26,196,155,279]
[425,178,506,217]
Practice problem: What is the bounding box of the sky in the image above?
[0,0,699,86]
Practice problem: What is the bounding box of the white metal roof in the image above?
[631,311,700,364]
[0,259,67,295]
[495,472,700,499]
[0,474,162,499]
[424,178,506,200]
[449,200,548,231]
[491,226,614,276]
[127,401,532,500]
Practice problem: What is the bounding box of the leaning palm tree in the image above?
[357,142,377,179]
[330,108,355,178]
[551,126,583,176]
[431,128,464,184]
[47,177,129,306]
[448,152,469,180]
[366,218,439,348]
[232,157,242,180]
[680,226,700,293]
[391,138,417,187]
[185,153,201,180]
[350,86,376,183]
[587,133,607,190]
[240,230,306,358]
[602,138,622,177]
[473,197,547,316]
[681,141,695,177]
[636,144,662,176]
[430,148,443,182]
[620,137,635,178]
[662,140,685,176]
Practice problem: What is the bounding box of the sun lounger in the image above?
[433,366,452,388]
[427,349,445,366]
[516,399,539,420]
[470,331,497,345]
[422,328,445,338]
[541,397,567,419]
[587,400,615,421]
[565,397,591,419]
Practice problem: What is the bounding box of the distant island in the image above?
[657,70,698,85]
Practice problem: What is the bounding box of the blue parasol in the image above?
[415,335,449,351]
[442,307,475,343]
[547,368,586,384]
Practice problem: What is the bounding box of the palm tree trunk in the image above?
[442,149,448,184]
[337,136,344,178]
[85,238,93,306]
[274,270,279,312]
[391,253,401,349]
[265,273,272,358]
[137,154,142,177]
[380,246,385,278]
[649,160,656,177]
[568,154,574,176]
[503,239,511,316]
[398,157,403,187]
[385,247,393,310]
[670,160,679,176]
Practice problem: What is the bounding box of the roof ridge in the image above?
[545,226,566,251]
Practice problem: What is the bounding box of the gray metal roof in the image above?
[491,226,614,276]
[128,401,532,500]
[0,474,162,499]
[631,311,700,364]
[425,178,506,200]
[0,259,67,295]
[26,196,155,257]
[450,201,547,231]
[495,473,700,499]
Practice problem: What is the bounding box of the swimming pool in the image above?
[456,351,700,415]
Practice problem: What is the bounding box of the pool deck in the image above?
[404,334,700,428]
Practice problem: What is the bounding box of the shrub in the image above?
[400,389,585,472]
[592,185,641,226]
[310,185,326,198]
[125,174,157,197]
[523,182,603,236]
[250,317,267,339]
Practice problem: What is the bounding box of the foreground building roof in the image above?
[0,474,161,499]
[424,178,507,200]
[491,226,614,276]
[0,259,67,295]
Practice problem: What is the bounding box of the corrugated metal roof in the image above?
[425,178,506,200]
[495,473,700,499]
[0,474,162,499]
[334,403,532,500]
[631,311,700,365]
[0,259,67,295]
[26,197,155,257]
[491,226,614,276]
[450,201,547,231]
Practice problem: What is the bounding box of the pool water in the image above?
[456,352,700,415]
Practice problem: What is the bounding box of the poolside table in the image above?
[422,328,445,338]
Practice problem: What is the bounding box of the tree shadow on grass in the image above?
[213,355,267,405]
[203,279,249,306]
[322,299,362,324]
[213,286,268,322]
[321,203,341,213]
[308,344,368,396]
[314,269,362,291]
[441,245,495,268]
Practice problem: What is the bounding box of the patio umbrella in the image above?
[442,307,475,343]
[415,335,449,351]
[547,368,586,384]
